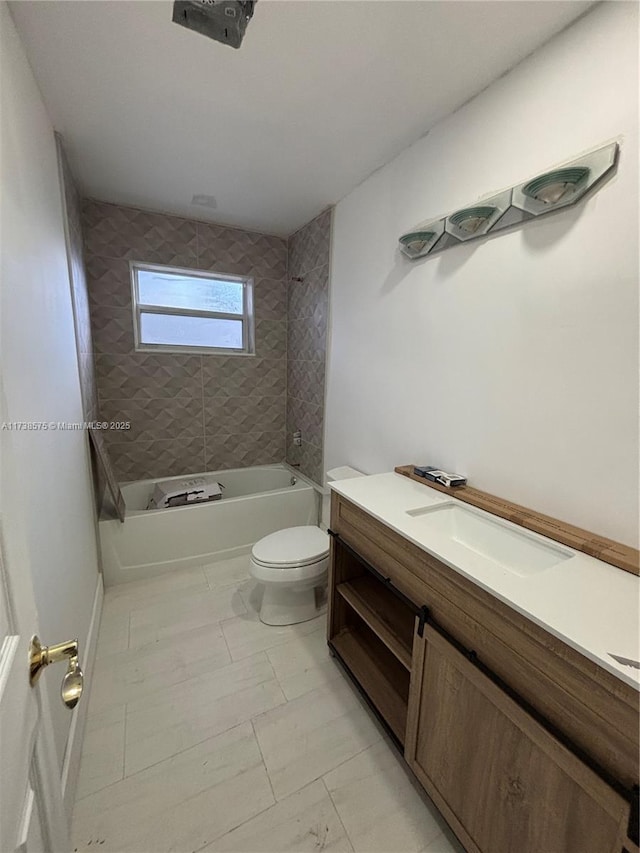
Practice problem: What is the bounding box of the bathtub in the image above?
[99,463,320,586]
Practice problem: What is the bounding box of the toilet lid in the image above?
[251,526,330,569]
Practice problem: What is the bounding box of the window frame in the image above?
[130,261,255,356]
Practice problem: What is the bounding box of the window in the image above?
[130,262,254,355]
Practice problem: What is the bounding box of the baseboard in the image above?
[60,572,103,819]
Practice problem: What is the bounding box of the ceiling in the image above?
[11,1,595,236]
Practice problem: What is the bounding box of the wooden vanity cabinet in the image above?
[328,493,639,853]
[328,528,414,744]
[405,623,630,853]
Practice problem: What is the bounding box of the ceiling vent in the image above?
[172,1,257,49]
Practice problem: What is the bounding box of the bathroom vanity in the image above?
[327,472,639,853]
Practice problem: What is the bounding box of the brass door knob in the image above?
[29,635,84,709]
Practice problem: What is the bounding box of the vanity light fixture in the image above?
[400,231,437,256]
[511,142,618,218]
[449,206,496,234]
[399,141,619,260]
[399,219,445,259]
[522,167,590,206]
[445,189,512,243]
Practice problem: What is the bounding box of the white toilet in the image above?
[250,526,330,625]
[249,466,365,626]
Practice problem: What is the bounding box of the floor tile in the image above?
[266,625,342,700]
[204,554,251,590]
[323,739,446,852]
[101,565,209,622]
[420,829,465,853]
[72,722,275,853]
[96,567,210,657]
[125,652,286,775]
[95,610,129,659]
[103,565,208,608]
[89,621,232,710]
[74,704,125,800]
[75,559,455,852]
[236,577,263,613]
[221,608,325,661]
[128,583,246,649]
[205,779,353,852]
[252,679,382,801]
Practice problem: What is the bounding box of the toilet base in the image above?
[259,584,324,626]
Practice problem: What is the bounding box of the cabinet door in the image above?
[404,624,629,853]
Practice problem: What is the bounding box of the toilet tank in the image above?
[321,466,365,529]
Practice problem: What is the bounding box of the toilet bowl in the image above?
[250,466,365,626]
[249,526,330,625]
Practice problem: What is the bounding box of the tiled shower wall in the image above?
[285,209,332,484]
[83,201,288,481]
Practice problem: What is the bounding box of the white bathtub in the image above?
[99,463,320,586]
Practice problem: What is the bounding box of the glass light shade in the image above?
[449,206,497,234]
[522,167,590,206]
[400,230,437,257]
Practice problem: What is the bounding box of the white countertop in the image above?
[330,472,640,691]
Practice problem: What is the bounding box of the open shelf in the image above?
[331,617,410,744]
[337,576,415,669]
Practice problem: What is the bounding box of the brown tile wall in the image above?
[83,200,288,481]
[285,209,332,484]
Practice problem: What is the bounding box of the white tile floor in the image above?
[72,555,463,853]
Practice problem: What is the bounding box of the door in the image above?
[0,420,70,852]
[405,622,630,853]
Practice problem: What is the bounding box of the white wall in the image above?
[325,2,639,548]
[0,2,100,775]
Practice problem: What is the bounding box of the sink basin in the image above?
[406,503,573,576]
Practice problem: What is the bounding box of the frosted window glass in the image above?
[140,313,243,349]
[138,271,243,314]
